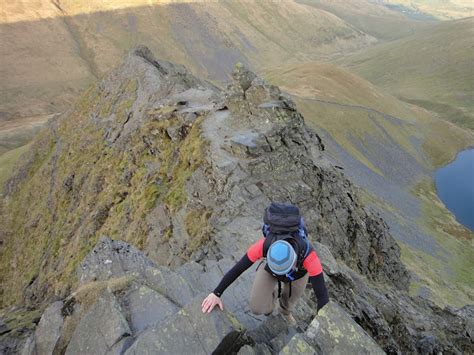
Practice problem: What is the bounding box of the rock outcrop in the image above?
[1,47,473,354]
[15,237,385,355]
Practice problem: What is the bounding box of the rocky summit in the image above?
[1,46,473,354]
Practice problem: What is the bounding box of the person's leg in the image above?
[279,273,309,315]
[249,266,277,315]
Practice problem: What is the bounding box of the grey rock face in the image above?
[199,63,409,292]
[65,290,131,355]
[8,48,473,355]
[125,295,246,355]
[35,301,64,355]
[305,301,385,354]
[237,344,256,355]
[279,334,317,355]
[142,265,196,307]
[20,334,36,355]
[127,285,179,333]
[77,236,157,285]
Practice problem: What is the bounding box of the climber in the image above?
[201,202,329,325]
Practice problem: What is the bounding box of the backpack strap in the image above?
[262,232,276,257]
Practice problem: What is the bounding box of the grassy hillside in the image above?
[0,64,211,307]
[264,61,474,307]
[341,17,474,130]
[0,144,31,192]
[385,0,474,19]
[297,0,436,41]
[0,0,375,124]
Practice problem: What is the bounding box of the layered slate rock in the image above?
[3,47,474,354]
[279,334,317,355]
[304,302,385,354]
[65,290,131,354]
[126,285,179,333]
[34,301,64,355]
[124,295,246,355]
[201,63,410,290]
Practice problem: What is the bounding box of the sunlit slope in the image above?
[341,18,474,130]
[297,0,435,41]
[265,61,474,307]
[265,62,472,169]
[384,0,474,19]
[0,0,375,123]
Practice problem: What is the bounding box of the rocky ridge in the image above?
[1,46,473,354]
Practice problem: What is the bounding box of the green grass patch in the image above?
[402,178,474,307]
[0,308,43,338]
[184,208,213,256]
[0,143,31,193]
[341,18,474,132]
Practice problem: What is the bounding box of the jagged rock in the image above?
[246,315,289,346]
[124,295,246,355]
[305,301,384,354]
[3,47,472,355]
[65,290,131,355]
[127,285,179,333]
[232,63,256,92]
[279,334,317,355]
[313,242,342,276]
[34,301,64,355]
[77,236,156,285]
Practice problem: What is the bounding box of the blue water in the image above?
[435,149,474,231]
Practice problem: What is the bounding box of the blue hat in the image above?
[267,240,297,275]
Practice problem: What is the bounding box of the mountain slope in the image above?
[264,61,474,307]
[0,0,376,124]
[297,0,436,41]
[1,47,473,355]
[0,47,407,308]
[385,0,474,19]
[341,17,474,130]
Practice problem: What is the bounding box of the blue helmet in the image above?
[267,240,297,275]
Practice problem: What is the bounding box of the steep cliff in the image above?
[1,47,472,354]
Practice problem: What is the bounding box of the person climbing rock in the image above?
[201,202,329,325]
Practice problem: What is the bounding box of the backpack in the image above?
[260,202,313,297]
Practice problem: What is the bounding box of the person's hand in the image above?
[201,293,224,313]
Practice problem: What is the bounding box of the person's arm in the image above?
[213,254,253,296]
[303,250,329,312]
[202,239,264,313]
[309,273,329,311]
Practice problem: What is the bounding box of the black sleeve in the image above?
[213,254,254,297]
[309,273,329,311]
